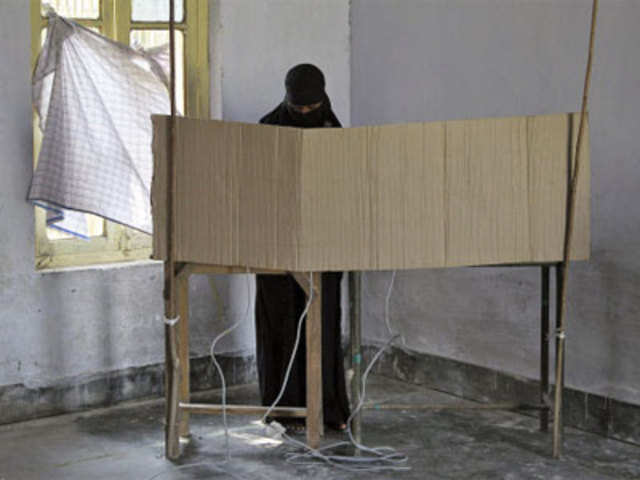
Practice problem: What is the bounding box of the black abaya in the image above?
[255,90,350,429]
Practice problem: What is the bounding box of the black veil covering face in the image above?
[255,64,350,430]
[260,63,342,128]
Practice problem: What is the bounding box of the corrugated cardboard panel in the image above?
[299,126,370,271]
[366,122,446,270]
[571,113,591,260]
[177,119,238,265]
[151,116,168,260]
[236,124,302,269]
[526,114,570,263]
[299,122,446,271]
[445,116,530,266]
[152,117,303,269]
[152,113,590,271]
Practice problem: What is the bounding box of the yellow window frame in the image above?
[30,0,209,270]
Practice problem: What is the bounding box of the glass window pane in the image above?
[41,25,100,46]
[130,30,185,113]
[46,213,105,240]
[132,0,184,22]
[41,0,100,19]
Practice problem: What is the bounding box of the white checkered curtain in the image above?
[29,12,171,237]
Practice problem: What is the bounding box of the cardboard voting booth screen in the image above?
[151,113,590,272]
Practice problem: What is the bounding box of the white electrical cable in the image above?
[149,269,409,477]
[209,270,253,461]
[384,270,396,336]
[262,270,411,473]
[146,272,254,480]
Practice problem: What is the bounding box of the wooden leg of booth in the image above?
[165,321,181,459]
[177,273,190,439]
[349,272,362,446]
[306,272,323,449]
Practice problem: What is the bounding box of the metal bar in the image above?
[553,262,566,454]
[540,266,550,432]
[349,272,362,445]
[180,403,306,417]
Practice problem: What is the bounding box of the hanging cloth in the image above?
[28,12,171,237]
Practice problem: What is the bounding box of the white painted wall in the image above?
[351,0,640,405]
[207,0,352,351]
[211,0,351,125]
[0,0,350,403]
[4,0,637,417]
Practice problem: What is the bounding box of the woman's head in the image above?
[283,64,330,127]
[285,63,326,106]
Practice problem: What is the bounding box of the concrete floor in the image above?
[1,375,639,480]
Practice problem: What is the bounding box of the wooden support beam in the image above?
[164,322,181,459]
[186,264,287,276]
[291,272,319,298]
[349,272,362,445]
[180,403,306,417]
[306,272,323,448]
[177,272,190,438]
[363,403,549,411]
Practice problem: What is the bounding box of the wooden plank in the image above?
[164,322,180,459]
[177,272,190,438]
[306,272,323,447]
[363,403,548,411]
[185,263,286,276]
[180,403,306,417]
[349,272,363,445]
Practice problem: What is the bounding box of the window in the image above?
[30,0,209,269]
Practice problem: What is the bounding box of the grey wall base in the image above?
[5,344,639,448]
[0,355,256,426]
[362,345,640,447]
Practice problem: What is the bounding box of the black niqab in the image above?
[260,64,342,128]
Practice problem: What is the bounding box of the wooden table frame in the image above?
[164,263,324,459]
[165,262,566,459]
[161,0,595,459]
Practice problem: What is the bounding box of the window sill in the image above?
[38,258,162,275]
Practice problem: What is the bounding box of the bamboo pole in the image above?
[552,0,599,459]
[163,0,181,460]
